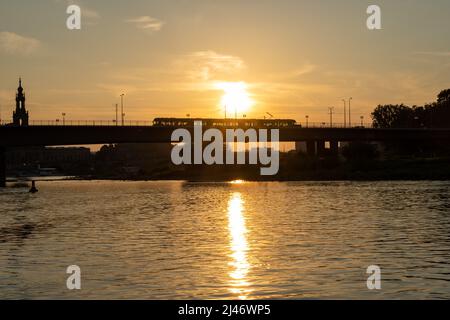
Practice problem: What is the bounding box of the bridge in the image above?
[2,123,450,187]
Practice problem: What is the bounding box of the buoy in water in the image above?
[29,181,38,193]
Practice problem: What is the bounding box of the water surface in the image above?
[0,180,449,299]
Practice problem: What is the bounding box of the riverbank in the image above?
[79,157,450,182]
[6,157,450,184]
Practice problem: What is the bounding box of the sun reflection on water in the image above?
[227,192,252,299]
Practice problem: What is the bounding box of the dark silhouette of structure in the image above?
[29,180,38,193]
[12,78,29,127]
[2,84,450,186]
[2,124,450,187]
[0,146,5,187]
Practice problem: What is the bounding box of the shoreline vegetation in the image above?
[83,157,450,182]
[7,155,450,184]
[8,155,450,183]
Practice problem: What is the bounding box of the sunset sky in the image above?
[1,0,449,124]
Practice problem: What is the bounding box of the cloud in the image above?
[59,0,100,25]
[81,7,100,19]
[174,50,247,81]
[73,2,100,26]
[65,1,100,18]
[290,63,317,77]
[125,16,164,32]
[0,32,41,55]
[413,51,450,57]
[95,51,247,98]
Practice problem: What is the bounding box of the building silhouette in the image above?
[12,78,29,126]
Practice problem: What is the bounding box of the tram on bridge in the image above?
[152,118,299,128]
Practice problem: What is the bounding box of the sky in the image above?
[0,0,449,125]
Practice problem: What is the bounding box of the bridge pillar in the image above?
[330,141,339,156]
[306,141,316,156]
[0,146,5,188]
[317,140,326,156]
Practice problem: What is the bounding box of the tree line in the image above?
[371,89,450,128]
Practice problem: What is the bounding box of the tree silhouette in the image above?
[372,89,450,129]
[437,89,450,103]
[371,104,413,128]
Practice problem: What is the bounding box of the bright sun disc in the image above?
[215,82,254,115]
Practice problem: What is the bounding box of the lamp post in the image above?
[360,115,364,127]
[348,97,353,127]
[115,104,118,126]
[62,113,66,125]
[342,99,347,127]
[120,94,125,126]
[328,107,334,128]
[305,115,309,128]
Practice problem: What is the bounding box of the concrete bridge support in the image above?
[0,147,5,188]
[330,141,339,156]
[306,141,316,156]
[317,140,326,157]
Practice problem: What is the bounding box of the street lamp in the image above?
[360,115,364,127]
[342,99,347,127]
[115,104,118,126]
[328,107,334,127]
[305,115,309,128]
[120,94,125,126]
[348,97,353,127]
[62,113,66,125]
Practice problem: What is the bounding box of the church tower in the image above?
[12,78,29,126]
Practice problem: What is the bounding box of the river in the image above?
[0,180,449,299]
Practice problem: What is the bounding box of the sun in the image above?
[215,82,254,117]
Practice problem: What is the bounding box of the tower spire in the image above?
[13,77,29,126]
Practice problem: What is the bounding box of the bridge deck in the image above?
[1,125,450,147]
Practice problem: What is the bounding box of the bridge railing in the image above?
[298,122,374,128]
[0,120,375,128]
[0,120,155,126]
